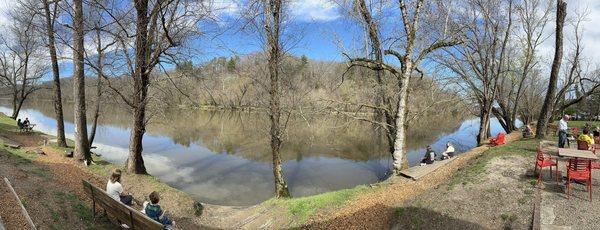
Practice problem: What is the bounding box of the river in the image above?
[0,100,518,206]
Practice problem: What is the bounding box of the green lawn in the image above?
[568,120,600,129]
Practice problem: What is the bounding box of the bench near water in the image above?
[399,158,456,180]
[81,180,163,230]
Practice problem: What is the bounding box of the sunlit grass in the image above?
[265,185,372,223]
[448,138,538,188]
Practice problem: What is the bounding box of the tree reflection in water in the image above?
[0,99,514,206]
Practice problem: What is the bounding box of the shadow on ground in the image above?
[393,206,484,230]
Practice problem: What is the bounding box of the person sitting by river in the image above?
[420,146,436,166]
[522,124,533,138]
[441,142,455,160]
[578,127,595,149]
[17,118,24,130]
[23,118,30,127]
[143,191,174,228]
[106,169,134,205]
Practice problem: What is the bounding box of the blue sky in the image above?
[1,0,600,79]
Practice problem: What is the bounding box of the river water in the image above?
[0,100,517,206]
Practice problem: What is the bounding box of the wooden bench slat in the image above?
[82,180,164,230]
[399,158,457,180]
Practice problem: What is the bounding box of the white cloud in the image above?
[210,0,240,15]
[0,1,15,27]
[290,0,340,22]
[537,0,600,67]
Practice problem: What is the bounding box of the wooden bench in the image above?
[81,180,163,230]
[399,157,456,180]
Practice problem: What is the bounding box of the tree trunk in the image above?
[10,92,19,119]
[43,0,67,147]
[88,78,101,148]
[89,29,103,148]
[265,0,290,198]
[127,104,148,174]
[536,0,566,139]
[392,61,412,172]
[477,102,492,145]
[72,0,90,162]
[126,0,150,174]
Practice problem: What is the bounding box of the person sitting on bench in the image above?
[420,146,436,166]
[441,142,455,160]
[17,118,24,130]
[106,169,133,205]
[143,191,174,227]
[23,118,30,127]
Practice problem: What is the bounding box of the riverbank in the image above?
[0,111,525,229]
[393,138,540,229]
[299,131,524,229]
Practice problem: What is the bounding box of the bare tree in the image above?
[0,2,45,120]
[550,13,600,118]
[262,0,290,198]
[344,0,461,171]
[535,0,566,138]
[89,0,205,174]
[72,0,91,163]
[493,0,551,132]
[41,0,67,147]
[85,0,117,149]
[440,0,513,145]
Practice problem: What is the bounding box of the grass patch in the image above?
[54,191,96,228]
[449,139,539,188]
[0,145,37,163]
[395,207,406,216]
[567,120,600,129]
[266,185,371,223]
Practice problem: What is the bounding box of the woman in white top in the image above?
[441,142,455,160]
[106,169,133,205]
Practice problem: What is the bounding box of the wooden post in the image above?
[3,178,36,230]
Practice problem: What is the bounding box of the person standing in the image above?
[558,115,569,148]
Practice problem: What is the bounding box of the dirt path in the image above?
[393,155,535,229]
[0,144,113,229]
[305,132,523,229]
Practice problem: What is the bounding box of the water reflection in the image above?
[0,99,516,205]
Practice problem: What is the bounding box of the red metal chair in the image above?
[572,127,580,137]
[566,158,593,202]
[535,148,558,184]
[577,140,590,150]
[489,133,506,146]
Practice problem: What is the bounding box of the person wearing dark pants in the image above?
[106,169,134,205]
[558,115,569,148]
